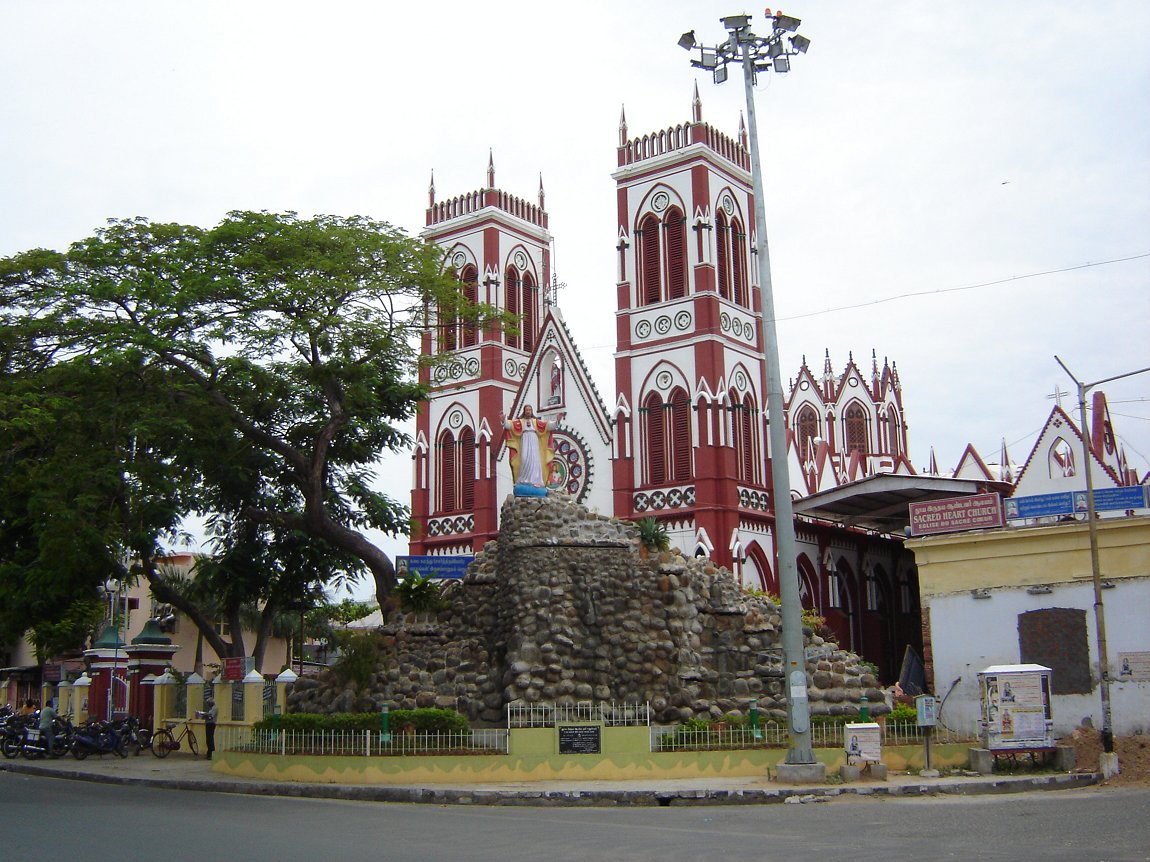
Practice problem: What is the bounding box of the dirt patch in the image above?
[1062,726,1150,787]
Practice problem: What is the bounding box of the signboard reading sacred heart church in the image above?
[908,492,1005,537]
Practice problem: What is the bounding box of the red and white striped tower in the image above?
[611,87,775,581]
[411,155,552,555]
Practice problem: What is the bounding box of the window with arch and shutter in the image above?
[730,218,748,307]
[796,405,819,461]
[436,427,476,515]
[639,214,661,306]
[505,266,521,350]
[460,264,478,348]
[731,391,758,483]
[845,404,869,455]
[716,212,732,301]
[522,272,537,353]
[664,208,687,300]
[643,386,691,485]
[886,406,901,457]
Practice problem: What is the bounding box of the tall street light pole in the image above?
[1054,356,1150,757]
[679,14,821,777]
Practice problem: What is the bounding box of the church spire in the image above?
[619,105,628,147]
[738,113,747,149]
[487,149,495,189]
[999,439,1014,483]
[428,169,436,207]
[538,173,545,210]
[692,81,702,123]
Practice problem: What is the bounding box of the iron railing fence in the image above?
[651,720,977,752]
[507,701,650,728]
[206,713,975,758]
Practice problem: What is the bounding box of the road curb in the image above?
[0,760,1101,806]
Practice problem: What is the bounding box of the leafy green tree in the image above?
[0,210,501,652]
[29,599,107,663]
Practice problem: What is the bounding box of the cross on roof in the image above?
[545,274,567,308]
[1047,384,1069,408]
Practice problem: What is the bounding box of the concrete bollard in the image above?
[969,747,995,775]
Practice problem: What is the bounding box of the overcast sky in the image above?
[3,1,1148,598]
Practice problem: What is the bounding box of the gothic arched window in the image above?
[796,404,819,461]
[1049,439,1075,478]
[730,217,748,307]
[731,390,759,483]
[505,266,522,350]
[665,207,687,300]
[716,211,732,301]
[460,264,478,349]
[438,299,457,353]
[845,403,869,456]
[436,426,476,514]
[886,406,901,458]
[643,386,691,485]
[637,204,688,306]
[638,213,661,306]
[522,271,537,353]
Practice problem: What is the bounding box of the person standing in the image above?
[38,699,57,758]
[204,698,218,760]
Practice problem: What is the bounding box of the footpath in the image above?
[0,753,1100,807]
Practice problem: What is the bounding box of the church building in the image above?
[409,90,923,683]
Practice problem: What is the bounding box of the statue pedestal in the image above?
[775,762,827,784]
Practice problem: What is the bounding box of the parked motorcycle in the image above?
[0,715,30,759]
[115,715,153,755]
[70,720,127,759]
[3,715,71,759]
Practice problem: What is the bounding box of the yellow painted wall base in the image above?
[213,743,971,786]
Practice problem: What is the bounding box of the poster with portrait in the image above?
[980,667,1052,749]
[1116,651,1150,681]
[844,722,882,764]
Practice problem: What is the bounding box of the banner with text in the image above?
[396,555,475,580]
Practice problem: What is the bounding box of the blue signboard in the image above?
[1005,485,1147,520]
[1004,492,1073,519]
[396,555,474,580]
[1091,485,1149,511]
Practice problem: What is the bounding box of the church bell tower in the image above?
[610,87,779,584]
[410,155,552,555]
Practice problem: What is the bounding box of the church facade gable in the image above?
[1012,405,1125,499]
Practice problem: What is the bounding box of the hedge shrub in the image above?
[254,708,470,734]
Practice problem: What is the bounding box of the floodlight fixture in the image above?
[700,48,719,69]
[790,34,811,53]
[714,65,729,84]
[678,30,697,50]
[774,14,801,32]
[767,39,784,58]
[773,56,791,73]
[721,14,751,30]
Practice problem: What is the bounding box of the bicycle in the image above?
[150,719,200,758]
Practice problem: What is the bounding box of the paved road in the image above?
[2,771,1146,862]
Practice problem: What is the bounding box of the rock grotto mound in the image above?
[289,492,886,725]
